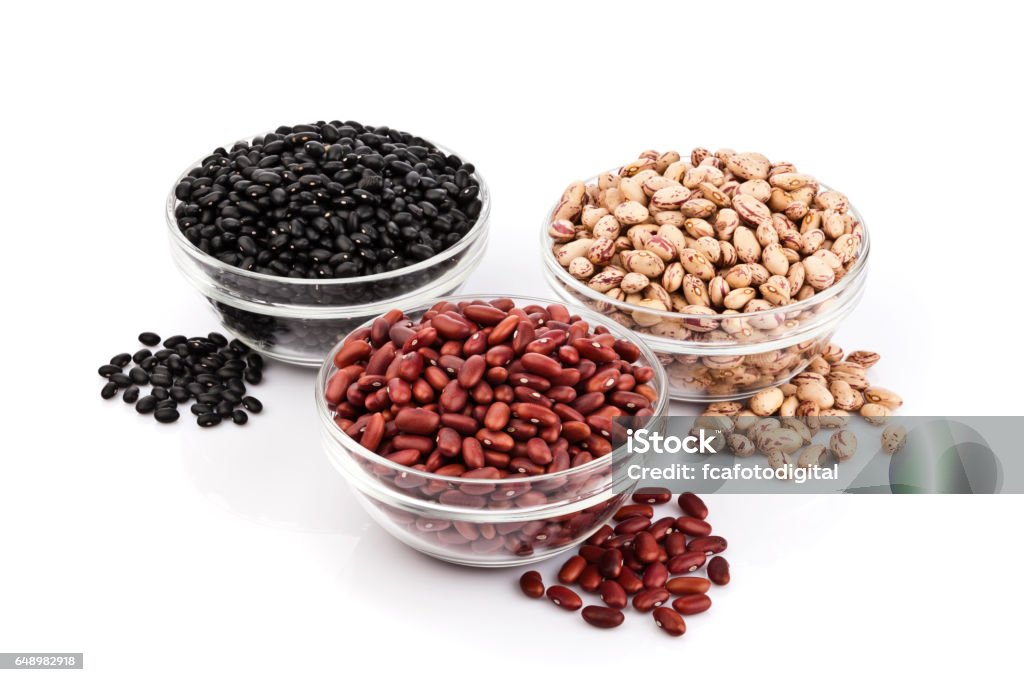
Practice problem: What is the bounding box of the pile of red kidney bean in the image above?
[519,491,730,636]
[326,298,658,475]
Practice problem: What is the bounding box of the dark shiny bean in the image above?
[707,556,730,585]
[653,607,686,636]
[110,353,132,367]
[242,396,263,413]
[98,364,122,377]
[546,585,582,611]
[519,570,544,599]
[135,395,157,414]
[231,410,249,425]
[129,367,149,385]
[197,413,222,427]
[121,386,139,404]
[138,332,161,346]
[100,381,117,399]
[154,407,180,423]
[582,605,625,629]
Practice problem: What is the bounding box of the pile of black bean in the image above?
[172,120,483,280]
[98,331,264,427]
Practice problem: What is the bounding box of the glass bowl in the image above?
[541,176,869,402]
[315,294,669,567]
[166,134,490,367]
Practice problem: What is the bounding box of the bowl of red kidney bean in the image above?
[316,295,668,566]
[167,120,490,367]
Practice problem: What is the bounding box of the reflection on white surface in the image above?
[179,360,365,534]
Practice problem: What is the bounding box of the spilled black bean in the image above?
[242,396,263,413]
[135,396,158,414]
[197,413,222,427]
[154,408,180,423]
[101,381,117,399]
[98,330,267,427]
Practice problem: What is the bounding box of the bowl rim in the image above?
[165,128,491,287]
[540,173,870,324]
[315,293,669,488]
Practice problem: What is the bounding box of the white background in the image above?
[1,1,1022,680]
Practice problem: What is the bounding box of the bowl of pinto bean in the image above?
[316,295,668,567]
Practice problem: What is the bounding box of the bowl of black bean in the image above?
[166,120,490,366]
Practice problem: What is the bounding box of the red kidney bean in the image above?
[579,544,604,563]
[558,555,586,584]
[617,566,644,594]
[599,548,623,578]
[653,607,686,636]
[360,413,385,450]
[578,565,603,593]
[614,516,651,535]
[642,561,669,589]
[664,533,688,559]
[667,550,708,576]
[548,581,581,606]
[672,594,712,615]
[666,577,711,595]
[461,437,485,470]
[333,340,372,368]
[483,402,511,431]
[632,588,670,612]
[687,536,728,556]
[632,487,672,505]
[394,407,440,435]
[582,605,625,629]
[600,579,628,609]
[648,516,676,541]
[613,504,654,521]
[458,354,486,388]
[707,556,730,586]
[519,571,544,598]
[521,352,563,379]
[675,517,712,537]
[677,492,708,520]
[586,524,613,547]
[633,531,660,564]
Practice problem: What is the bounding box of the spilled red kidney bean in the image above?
[518,492,730,636]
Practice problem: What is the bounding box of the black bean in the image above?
[101,381,117,399]
[122,386,140,404]
[191,403,213,416]
[150,387,170,401]
[163,335,187,348]
[150,373,172,388]
[110,374,133,388]
[244,368,262,385]
[171,120,482,280]
[242,396,263,413]
[132,349,152,363]
[110,352,132,367]
[208,332,228,347]
[216,400,235,416]
[169,386,190,403]
[156,399,178,410]
[231,410,249,425]
[140,356,159,371]
[135,395,158,414]
[129,367,149,385]
[197,413,222,427]
[98,364,122,377]
[138,332,161,346]
[154,407,180,423]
